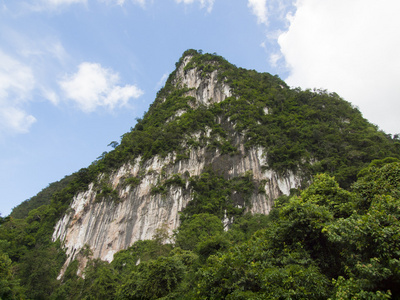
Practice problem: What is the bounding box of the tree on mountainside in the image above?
[0,251,24,299]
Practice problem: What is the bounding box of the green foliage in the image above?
[330,276,392,300]
[0,251,24,299]
[116,255,186,300]
[182,50,232,80]
[181,168,254,222]
[352,162,400,210]
[195,234,230,262]
[18,244,65,299]
[325,194,400,296]
[300,173,356,218]
[112,239,172,276]
[357,157,400,178]
[191,164,400,298]
[81,259,119,300]
[49,260,81,300]
[6,163,399,299]
[225,213,271,243]
[124,176,141,188]
[174,213,224,251]
[194,240,330,299]
[151,174,186,196]
[96,183,119,202]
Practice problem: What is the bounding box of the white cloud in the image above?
[2,32,69,106]
[175,0,215,13]
[41,88,59,105]
[248,0,268,25]
[269,52,282,67]
[247,0,296,71]
[0,106,36,135]
[17,38,69,67]
[247,0,295,27]
[0,50,36,135]
[0,53,34,99]
[278,0,400,134]
[59,62,144,112]
[47,40,69,63]
[0,35,70,136]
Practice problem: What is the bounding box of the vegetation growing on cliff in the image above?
[93,49,400,189]
[1,50,400,299]
[3,161,398,299]
[11,50,400,216]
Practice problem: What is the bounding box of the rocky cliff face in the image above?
[175,55,232,106]
[52,54,303,277]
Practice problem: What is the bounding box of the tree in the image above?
[116,256,186,300]
[325,163,400,297]
[0,251,24,299]
[326,194,400,297]
[174,213,224,251]
[81,259,118,300]
[18,245,63,299]
[352,162,400,210]
[107,141,119,149]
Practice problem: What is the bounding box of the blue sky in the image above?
[1,0,399,216]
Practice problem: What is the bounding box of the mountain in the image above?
[52,50,303,276]
[1,49,400,299]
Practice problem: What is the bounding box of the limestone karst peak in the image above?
[7,50,400,289]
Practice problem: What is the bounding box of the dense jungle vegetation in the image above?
[1,50,400,299]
